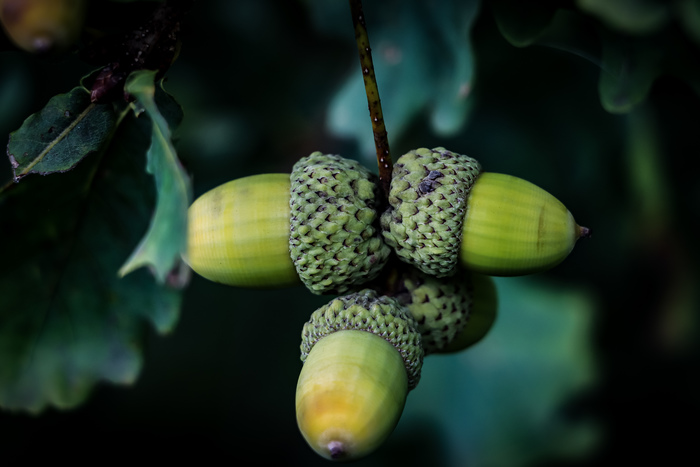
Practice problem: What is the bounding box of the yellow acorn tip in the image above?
[328,441,348,460]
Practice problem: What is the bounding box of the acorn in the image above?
[380,265,498,354]
[438,272,498,353]
[185,173,299,288]
[382,265,473,354]
[381,147,590,277]
[184,152,390,294]
[0,0,86,54]
[296,289,423,461]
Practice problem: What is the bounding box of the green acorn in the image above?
[184,152,390,294]
[184,173,298,288]
[381,147,589,277]
[383,265,473,354]
[296,289,423,461]
[438,272,498,353]
[381,147,481,277]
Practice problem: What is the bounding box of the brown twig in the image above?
[85,0,188,103]
[349,0,392,200]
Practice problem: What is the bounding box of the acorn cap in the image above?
[440,272,498,353]
[290,152,391,294]
[386,266,473,355]
[300,289,423,389]
[381,147,481,277]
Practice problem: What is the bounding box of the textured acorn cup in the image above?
[290,152,390,294]
[439,272,498,353]
[296,289,423,461]
[382,147,588,277]
[0,0,87,54]
[184,173,299,288]
[381,147,481,277]
[384,266,473,354]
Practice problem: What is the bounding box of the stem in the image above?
[349,0,392,200]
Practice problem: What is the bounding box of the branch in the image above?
[349,0,392,200]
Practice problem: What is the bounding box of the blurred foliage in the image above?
[313,0,480,157]
[402,277,598,467]
[0,0,191,413]
[0,104,182,413]
[0,0,699,466]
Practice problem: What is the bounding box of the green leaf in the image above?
[403,277,599,466]
[576,0,670,35]
[118,70,191,283]
[428,1,480,136]
[319,0,479,159]
[594,15,700,110]
[678,0,700,46]
[6,86,118,181]
[0,111,182,414]
[490,0,559,47]
[624,106,669,222]
[490,3,700,114]
[598,31,662,113]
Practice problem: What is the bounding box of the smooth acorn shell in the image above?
[0,0,86,53]
[296,330,408,461]
[460,173,581,276]
[184,173,299,288]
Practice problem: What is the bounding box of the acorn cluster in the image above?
[1,4,589,460]
[184,148,588,461]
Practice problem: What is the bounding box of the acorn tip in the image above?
[31,36,55,54]
[578,225,592,239]
[328,441,347,460]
